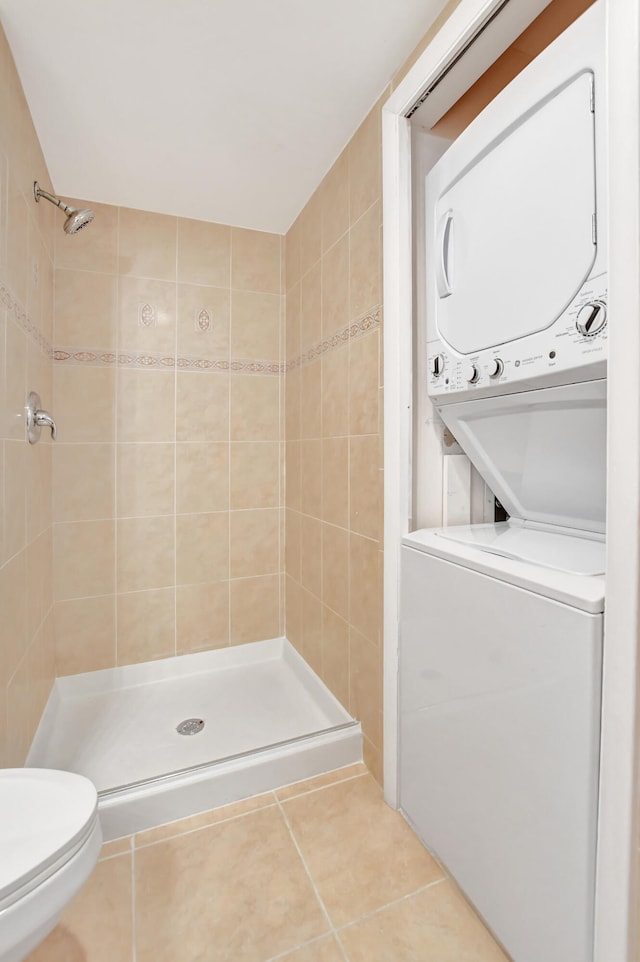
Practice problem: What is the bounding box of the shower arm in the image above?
[33,183,73,215]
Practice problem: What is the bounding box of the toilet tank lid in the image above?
[0,769,98,906]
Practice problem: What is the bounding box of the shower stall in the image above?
[14,177,361,840]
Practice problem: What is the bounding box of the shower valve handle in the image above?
[26,391,57,443]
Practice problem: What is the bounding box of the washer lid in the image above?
[0,769,98,908]
[437,379,606,534]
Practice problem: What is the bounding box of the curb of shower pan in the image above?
[98,722,362,841]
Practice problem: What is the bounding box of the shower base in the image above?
[27,637,361,841]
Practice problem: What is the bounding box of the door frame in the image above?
[382,0,640,956]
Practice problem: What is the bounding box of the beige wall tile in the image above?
[285,574,302,651]
[3,317,26,442]
[349,627,382,747]
[176,581,230,653]
[54,200,119,274]
[53,520,115,601]
[321,234,349,337]
[53,443,115,522]
[349,533,380,646]
[300,514,322,599]
[54,365,116,442]
[349,332,378,436]
[54,595,116,675]
[230,573,280,644]
[117,369,174,442]
[300,440,321,519]
[119,207,177,281]
[134,807,326,962]
[230,508,279,578]
[300,360,321,440]
[230,442,279,509]
[285,367,301,441]
[118,276,176,354]
[231,228,281,295]
[349,108,381,224]
[26,441,52,543]
[300,189,322,278]
[322,437,348,528]
[176,442,229,513]
[363,733,383,787]
[230,290,281,359]
[301,261,321,350]
[349,202,381,320]
[176,371,229,442]
[177,217,230,287]
[301,588,322,677]
[321,150,349,254]
[116,443,174,518]
[6,175,28,303]
[0,549,27,682]
[285,508,301,581]
[25,530,52,643]
[285,285,301,363]
[176,511,229,585]
[26,853,134,962]
[283,775,443,928]
[230,375,279,441]
[177,283,229,358]
[117,588,175,664]
[321,524,348,620]
[349,435,380,540]
[322,606,349,707]
[285,441,301,512]
[55,269,117,348]
[321,346,348,439]
[285,217,301,292]
[5,657,29,765]
[3,439,26,561]
[339,881,510,962]
[117,516,174,592]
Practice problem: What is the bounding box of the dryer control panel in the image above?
[427,273,607,404]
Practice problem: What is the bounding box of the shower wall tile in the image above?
[118,207,177,281]
[52,196,284,675]
[0,22,56,763]
[230,573,281,644]
[177,217,231,287]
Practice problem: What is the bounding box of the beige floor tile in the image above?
[280,935,345,962]
[276,763,367,801]
[26,855,133,962]
[338,881,510,962]
[282,775,444,927]
[99,837,132,860]
[135,806,328,962]
[135,792,277,848]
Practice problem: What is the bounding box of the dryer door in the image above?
[436,379,606,533]
[429,71,597,355]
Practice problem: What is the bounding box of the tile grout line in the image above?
[334,876,448,936]
[274,796,350,962]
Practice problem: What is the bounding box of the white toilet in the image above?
[0,769,102,962]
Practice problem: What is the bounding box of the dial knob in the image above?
[462,361,479,384]
[488,358,504,378]
[576,301,607,336]
[430,354,445,377]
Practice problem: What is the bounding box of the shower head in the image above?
[33,182,94,234]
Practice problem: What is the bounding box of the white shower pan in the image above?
[27,638,361,841]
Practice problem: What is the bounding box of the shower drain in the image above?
[176,718,205,736]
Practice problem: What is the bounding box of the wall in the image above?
[52,207,284,673]
[284,101,386,783]
[0,24,56,765]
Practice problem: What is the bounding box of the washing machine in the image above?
[399,4,607,962]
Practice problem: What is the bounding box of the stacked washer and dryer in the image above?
[399,4,606,962]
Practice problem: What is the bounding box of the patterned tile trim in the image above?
[53,348,284,375]
[286,305,381,372]
[0,283,52,358]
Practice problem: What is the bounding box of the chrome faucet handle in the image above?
[26,392,57,444]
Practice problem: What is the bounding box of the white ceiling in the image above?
[0,0,447,233]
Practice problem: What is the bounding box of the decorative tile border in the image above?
[0,283,53,358]
[53,347,284,375]
[286,305,381,372]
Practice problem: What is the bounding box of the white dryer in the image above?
[400,4,607,962]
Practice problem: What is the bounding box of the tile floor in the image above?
[28,764,510,962]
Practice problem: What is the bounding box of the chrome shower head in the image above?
[33,182,94,235]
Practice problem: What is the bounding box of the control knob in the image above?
[462,361,479,384]
[576,301,607,336]
[430,354,445,377]
[488,358,504,378]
